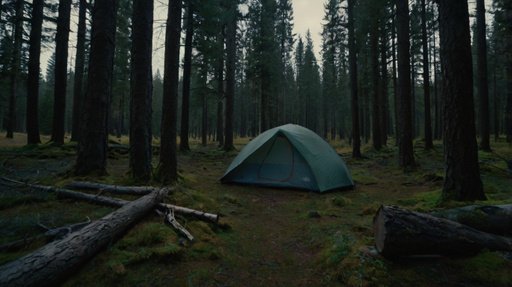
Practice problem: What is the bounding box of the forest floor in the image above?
[0,133,512,287]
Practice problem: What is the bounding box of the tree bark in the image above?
[180,1,194,152]
[373,205,512,258]
[26,0,44,145]
[476,0,491,151]
[130,0,153,181]
[438,0,485,201]
[224,0,236,151]
[70,0,87,142]
[421,0,433,150]
[380,18,389,146]
[0,189,164,287]
[157,0,182,184]
[6,0,23,139]
[75,0,118,175]
[348,0,361,158]
[505,1,512,143]
[396,0,415,168]
[51,0,72,145]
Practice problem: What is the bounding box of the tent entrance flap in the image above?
[257,135,294,182]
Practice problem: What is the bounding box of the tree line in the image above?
[0,0,511,200]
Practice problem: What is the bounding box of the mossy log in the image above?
[373,205,512,258]
[431,204,512,236]
[0,189,165,287]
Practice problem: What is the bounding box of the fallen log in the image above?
[373,205,512,258]
[0,188,165,287]
[431,204,512,236]
[156,209,194,241]
[0,219,91,253]
[64,181,157,195]
[2,178,219,223]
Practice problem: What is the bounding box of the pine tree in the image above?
[6,0,23,138]
[26,0,44,144]
[157,0,182,184]
[224,0,237,151]
[180,0,194,152]
[130,0,153,181]
[76,0,118,175]
[51,0,72,145]
[438,0,485,201]
[348,0,361,158]
[71,0,87,142]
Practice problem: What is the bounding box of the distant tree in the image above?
[51,0,72,145]
[438,0,485,201]
[370,9,382,150]
[6,0,23,139]
[157,0,182,184]
[476,0,491,151]
[26,0,44,144]
[180,0,194,152]
[224,0,237,151]
[421,0,433,149]
[396,0,415,168]
[129,0,153,181]
[75,0,118,175]
[71,0,88,142]
[348,0,361,158]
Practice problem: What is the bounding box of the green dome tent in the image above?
[221,124,354,192]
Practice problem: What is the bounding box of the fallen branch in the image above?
[373,205,512,258]
[156,209,194,241]
[0,188,165,287]
[64,181,157,195]
[1,178,219,223]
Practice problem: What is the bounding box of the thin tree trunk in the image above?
[438,0,485,201]
[51,0,72,145]
[371,19,382,150]
[201,65,208,146]
[6,0,23,139]
[180,2,194,152]
[396,0,415,168]
[216,31,225,146]
[348,0,361,158]
[380,19,388,146]
[71,0,87,142]
[130,0,153,181]
[224,0,236,151]
[476,0,491,151]
[421,0,433,149]
[505,2,512,143]
[76,0,118,175]
[157,0,182,184]
[26,0,44,144]
[392,14,399,145]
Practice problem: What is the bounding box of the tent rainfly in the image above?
[221,124,354,192]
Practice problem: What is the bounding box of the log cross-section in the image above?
[0,189,165,287]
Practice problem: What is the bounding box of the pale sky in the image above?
[40,0,492,79]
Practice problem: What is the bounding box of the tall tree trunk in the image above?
[51,0,72,145]
[476,0,491,151]
[421,0,433,149]
[180,2,194,152]
[216,29,225,146]
[392,15,398,145]
[493,49,499,142]
[348,0,361,158]
[396,0,415,168]
[504,2,512,143]
[224,0,236,151]
[6,0,23,139]
[75,0,118,175]
[380,20,389,146]
[438,0,485,201]
[371,19,382,150]
[201,66,208,147]
[130,0,153,181]
[26,0,44,144]
[157,0,182,184]
[71,0,87,142]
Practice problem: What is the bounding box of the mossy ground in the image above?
[0,133,511,286]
